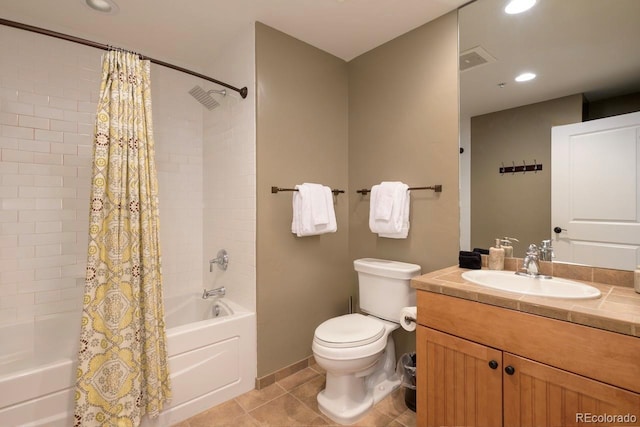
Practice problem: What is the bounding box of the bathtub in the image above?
[0,294,256,427]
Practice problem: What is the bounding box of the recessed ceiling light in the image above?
[505,0,536,14]
[515,72,536,82]
[84,0,119,14]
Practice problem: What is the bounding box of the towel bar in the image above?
[271,186,344,196]
[356,185,442,195]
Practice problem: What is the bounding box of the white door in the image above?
[551,111,640,270]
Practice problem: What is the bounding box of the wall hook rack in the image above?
[271,186,344,196]
[499,160,542,175]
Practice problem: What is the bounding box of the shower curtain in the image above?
[74,50,171,427]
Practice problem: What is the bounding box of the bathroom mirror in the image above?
[459,0,640,268]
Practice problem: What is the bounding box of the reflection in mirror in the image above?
[459,0,640,269]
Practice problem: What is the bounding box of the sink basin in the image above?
[461,270,601,299]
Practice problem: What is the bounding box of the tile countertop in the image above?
[411,265,640,338]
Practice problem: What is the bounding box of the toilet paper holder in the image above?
[404,315,416,323]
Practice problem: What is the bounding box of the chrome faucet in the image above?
[539,239,554,261]
[517,244,551,279]
[202,286,226,299]
[519,244,540,277]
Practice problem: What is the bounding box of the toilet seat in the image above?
[314,314,385,348]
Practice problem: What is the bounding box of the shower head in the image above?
[188,86,227,110]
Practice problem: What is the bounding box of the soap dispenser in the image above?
[501,237,518,258]
[489,238,505,270]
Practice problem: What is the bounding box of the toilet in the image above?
[312,258,421,424]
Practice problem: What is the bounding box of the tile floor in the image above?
[172,364,416,427]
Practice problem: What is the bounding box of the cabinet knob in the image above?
[488,360,499,370]
[505,365,515,375]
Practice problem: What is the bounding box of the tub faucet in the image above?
[202,286,226,299]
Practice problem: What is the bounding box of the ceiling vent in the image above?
[460,46,496,72]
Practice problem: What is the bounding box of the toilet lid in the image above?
[314,314,385,348]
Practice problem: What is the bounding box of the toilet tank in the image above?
[354,258,421,323]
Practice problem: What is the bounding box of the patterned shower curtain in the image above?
[74,50,171,427]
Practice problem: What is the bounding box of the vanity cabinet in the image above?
[416,291,640,427]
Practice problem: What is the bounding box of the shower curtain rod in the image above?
[0,18,249,99]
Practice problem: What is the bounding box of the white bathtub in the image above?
[0,295,256,427]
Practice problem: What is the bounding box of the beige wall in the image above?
[470,94,583,255]
[255,23,351,377]
[255,11,460,377]
[348,12,460,354]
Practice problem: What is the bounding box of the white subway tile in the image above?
[18,163,52,176]
[21,277,77,293]
[0,186,18,198]
[77,101,97,113]
[0,112,18,126]
[18,139,51,153]
[34,129,63,143]
[63,133,90,145]
[34,289,61,304]
[35,267,61,280]
[0,211,18,224]
[75,146,91,159]
[1,293,35,309]
[0,136,19,149]
[49,96,77,111]
[18,252,77,269]
[77,123,94,135]
[19,209,74,222]
[48,165,78,177]
[18,91,49,106]
[59,154,87,168]
[2,125,34,140]
[18,115,49,130]
[61,264,84,277]
[2,222,35,234]
[1,100,34,116]
[35,243,62,257]
[2,148,34,163]
[63,88,92,102]
[0,269,33,284]
[33,82,64,98]
[32,298,80,317]
[0,88,18,101]
[50,119,77,133]
[33,152,63,165]
[63,110,92,124]
[0,284,18,297]
[34,105,64,120]
[3,198,35,210]
[33,175,62,187]
[36,198,62,210]
[60,286,84,301]
[0,259,18,271]
[50,142,77,155]
[0,308,17,326]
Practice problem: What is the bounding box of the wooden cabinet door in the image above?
[417,326,503,427]
[503,353,640,427]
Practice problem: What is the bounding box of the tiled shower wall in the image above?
[0,25,213,326]
[202,24,256,311]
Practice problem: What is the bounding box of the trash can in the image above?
[398,352,416,412]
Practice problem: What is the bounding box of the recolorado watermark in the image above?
[576,412,637,424]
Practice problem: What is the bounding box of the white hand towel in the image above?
[292,183,337,237]
[379,190,410,238]
[373,183,395,221]
[369,182,409,235]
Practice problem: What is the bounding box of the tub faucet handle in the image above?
[209,249,229,271]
